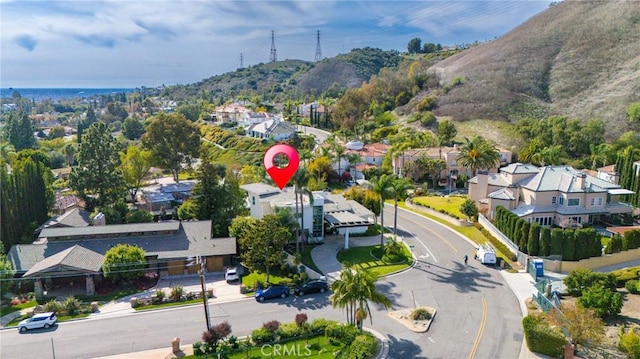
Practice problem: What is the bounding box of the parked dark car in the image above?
[255,285,290,302]
[294,279,329,296]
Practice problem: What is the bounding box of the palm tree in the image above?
[292,167,312,253]
[371,174,394,247]
[333,143,346,180]
[345,152,363,182]
[589,143,609,170]
[532,145,565,166]
[388,177,413,237]
[330,263,392,328]
[456,136,501,177]
[64,143,76,166]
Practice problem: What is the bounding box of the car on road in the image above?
[225,267,239,282]
[18,312,57,332]
[294,279,329,296]
[255,285,290,302]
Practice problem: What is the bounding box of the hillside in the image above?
[161,47,402,101]
[429,0,640,139]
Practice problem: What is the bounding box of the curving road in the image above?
[371,205,524,358]
[0,204,523,359]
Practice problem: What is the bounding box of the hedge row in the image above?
[522,315,565,357]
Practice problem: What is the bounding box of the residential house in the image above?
[211,103,251,124]
[298,102,326,124]
[7,220,236,297]
[342,142,390,180]
[246,118,295,141]
[240,183,374,245]
[469,163,634,227]
[393,145,512,185]
[38,208,92,231]
[138,181,196,215]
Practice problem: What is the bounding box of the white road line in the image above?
[398,224,438,263]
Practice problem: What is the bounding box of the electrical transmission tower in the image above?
[315,30,322,61]
[270,30,277,62]
[240,53,244,68]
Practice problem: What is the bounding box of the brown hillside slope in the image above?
[430,0,640,139]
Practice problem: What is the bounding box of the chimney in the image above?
[93,212,106,226]
[474,170,489,200]
[576,172,587,190]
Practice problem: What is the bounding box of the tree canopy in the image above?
[142,112,201,182]
[120,145,152,202]
[70,122,126,211]
[102,244,146,282]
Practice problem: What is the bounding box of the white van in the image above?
[475,245,497,265]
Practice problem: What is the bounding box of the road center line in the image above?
[468,297,488,359]
[398,210,458,253]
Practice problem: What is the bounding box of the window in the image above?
[559,197,564,205]
[568,198,579,206]
[551,196,557,205]
[252,196,256,205]
[590,197,603,206]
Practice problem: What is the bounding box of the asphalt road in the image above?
[297,125,331,144]
[378,205,524,358]
[0,204,523,359]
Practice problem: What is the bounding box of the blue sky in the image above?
[1,0,553,88]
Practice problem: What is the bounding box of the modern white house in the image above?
[469,163,635,227]
[240,183,374,248]
[246,118,296,141]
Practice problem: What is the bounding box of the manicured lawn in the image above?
[337,244,412,277]
[77,288,142,303]
[0,300,37,317]
[412,195,467,219]
[134,298,202,311]
[300,246,323,275]
[241,271,290,292]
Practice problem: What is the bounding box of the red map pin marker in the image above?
[263,143,300,190]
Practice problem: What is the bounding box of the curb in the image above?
[363,326,389,359]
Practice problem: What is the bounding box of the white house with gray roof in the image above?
[241,183,374,247]
[246,118,295,141]
[469,163,634,227]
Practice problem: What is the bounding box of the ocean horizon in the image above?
[0,88,135,102]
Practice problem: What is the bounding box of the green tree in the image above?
[6,111,36,151]
[540,227,551,256]
[70,122,126,211]
[456,136,501,177]
[231,215,291,283]
[142,112,201,183]
[407,37,422,54]
[102,244,146,282]
[527,223,540,256]
[125,209,154,224]
[578,285,623,318]
[120,145,152,202]
[64,143,76,166]
[177,199,198,221]
[371,174,394,247]
[192,162,248,237]
[292,167,313,253]
[563,268,616,297]
[388,177,412,236]
[122,116,145,140]
[330,263,391,328]
[0,251,16,299]
[437,120,457,146]
[460,199,479,221]
[628,102,640,122]
[550,228,564,255]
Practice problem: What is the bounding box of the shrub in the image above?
[411,308,432,320]
[325,323,359,344]
[347,334,378,359]
[251,327,275,344]
[614,268,640,287]
[192,341,206,356]
[63,296,81,315]
[609,235,623,253]
[44,299,63,313]
[626,280,640,294]
[309,318,336,333]
[295,313,308,326]
[578,285,623,318]
[263,320,280,332]
[618,325,640,359]
[277,322,302,339]
[564,268,616,296]
[169,286,183,301]
[522,315,565,357]
[202,321,232,347]
[153,289,165,304]
[11,298,20,306]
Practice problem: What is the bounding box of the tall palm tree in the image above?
[388,177,413,236]
[371,174,394,247]
[330,263,392,328]
[64,143,76,167]
[532,145,565,166]
[456,136,501,177]
[589,143,610,170]
[345,152,363,182]
[333,143,346,180]
[292,167,312,253]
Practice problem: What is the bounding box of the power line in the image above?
[270,30,277,62]
[315,30,322,61]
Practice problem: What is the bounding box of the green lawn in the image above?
[337,244,412,277]
[300,246,323,275]
[241,271,291,292]
[0,300,37,317]
[412,195,467,219]
[77,288,142,303]
[134,298,203,311]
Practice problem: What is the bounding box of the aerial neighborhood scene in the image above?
[3,0,640,358]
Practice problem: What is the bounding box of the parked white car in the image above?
[225,267,239,282]
[18,312,57,332]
